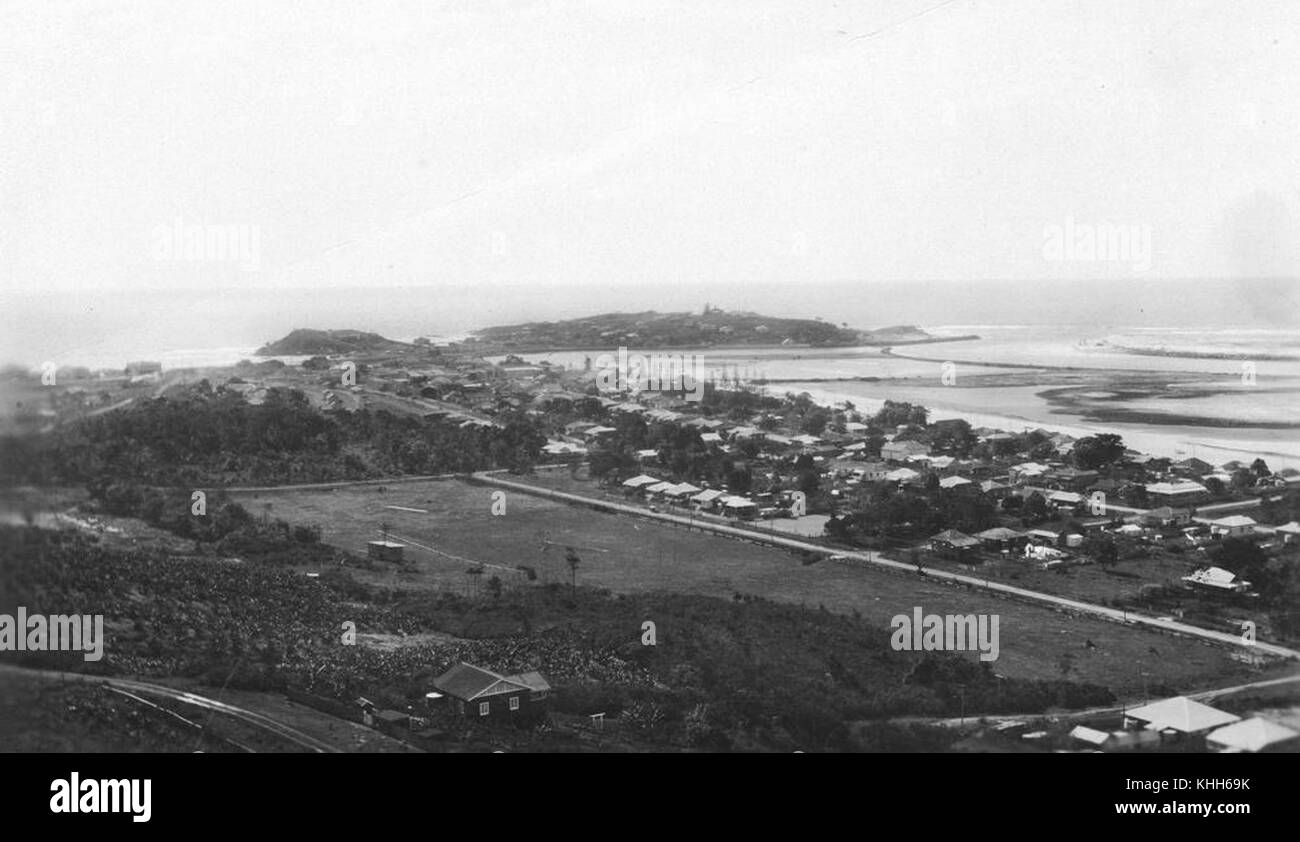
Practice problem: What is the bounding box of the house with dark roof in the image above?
[431,662,551,721]
[980,479,1012,500]
[1042,467,1098,492]
[928,529,981,561]
[976,527,1030,554]
[1140,506,1192,527]
[881,439,929,462]
[1171,457,1214,477]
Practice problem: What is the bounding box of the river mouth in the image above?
[506,327,1300,467]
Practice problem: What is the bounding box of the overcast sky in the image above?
[2,0,1298,293]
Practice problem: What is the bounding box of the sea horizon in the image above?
[2,277,1296,372]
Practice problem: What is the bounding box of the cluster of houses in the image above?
[553,398,872,458]
[926,508,1283,574]
[860,443,1300,578]
[619,473,769,519]
[1067,695,1299,753]
[525,379,1299,508]
[540,395,1300,561]
[928,526,1085,567]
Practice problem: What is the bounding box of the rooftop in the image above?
[1126,696,1240,734]
[431,662,532,702]
[1206,717,1299,752]
[1212,515,1257,528]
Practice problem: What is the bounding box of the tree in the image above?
[726,466,752,495]
[1121,483,1150,507]
[1029,441,1058,462]
[1022,492,1048,523]
[801,409,830,436]
[824,515,852,542]
[589,448,635,481]
[1086,534,1119,568]
[1072,434,1125,470]
[1251,458,1270,477]
[565,547,581,596]
[928,418,975,457]
[872,400,928,429]
[1213,538,1269,592]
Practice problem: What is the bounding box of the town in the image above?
[2,318,1298,753]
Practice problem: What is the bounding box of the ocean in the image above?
[3,278,1297,467]
[3,278,1296,371]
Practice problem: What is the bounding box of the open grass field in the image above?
[518,470,1298,642]
[921,550,1199,605]
[232,479,1295,698]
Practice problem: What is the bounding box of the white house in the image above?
[884,467,921,484]
[1009,462,1050,482]
[1182,566,1251,593]
[642,481,675,498]
[1206,717,1300,753]
[1274,521,1300,544]
[1124,696,1240,737]
[722,497,759,519]
[690,489,727,509]
[662,482,702,502]
[881,439,929,462]
[1209,515,1257,538]
[1144,480,1209,507]
[1047,490,1083,509]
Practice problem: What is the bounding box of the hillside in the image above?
[256,329,410,356]
[1,524,1114,751]
[467,308,942,350]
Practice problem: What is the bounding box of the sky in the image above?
[2,0,1298,294]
